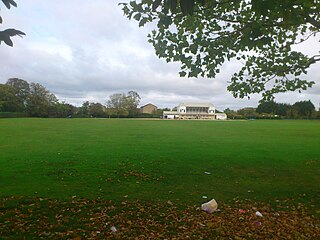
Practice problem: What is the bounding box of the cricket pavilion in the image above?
[163,103,227,120]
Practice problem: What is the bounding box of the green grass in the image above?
[0,118,319,205]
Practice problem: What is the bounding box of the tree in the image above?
[107,93,128,117]
[48,102,76,118]
[125,90,141,117]
[0,0,25,47]
[237,107,258,118]
[276,103,291,116]
[26,82,58,117]
[121,0,320,100]
[292,100,315,118]
[88,102,106,118]
[106,91,141,117]
[256,101,292,116]
[224,108,236,119]
[256,101,277,114]
[78,101,90,116]
[287,106,300,118]
[6,78,30,111]
[0,83,20,112]
[156,107,170,115]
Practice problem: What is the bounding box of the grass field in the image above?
[1,118,320,238]
[0,118,319,204]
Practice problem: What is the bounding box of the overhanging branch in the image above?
[306,15,320,29]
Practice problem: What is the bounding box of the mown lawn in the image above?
[1,118,320,238]
[0,118,319,204]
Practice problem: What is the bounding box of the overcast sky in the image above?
[0,0,319,110]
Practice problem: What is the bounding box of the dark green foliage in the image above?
[48,102,76,118]
[1,78,80,118]
[0,111,27,117]
[0,79,146,118]
[292,100,315,117]
[276,103,292,116]
[88,102,106,118]
[25,82,58,117]
[5,78,30,111]
[237,107,259,118]
[0,84,21,112]
[77,101,90,117]
[256,101,277,114]
[254,100,316,119]
[256,101,291,116]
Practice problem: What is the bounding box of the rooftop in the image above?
[179,103,215,108]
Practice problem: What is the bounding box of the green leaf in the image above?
[179,71,187,77]
[1,34,13,46]
[152,0,162,11]
[139,17,148,27]
[180,0,193,15]
[168,0,178,13]
[1,0,17,9]
[134,13,142,21]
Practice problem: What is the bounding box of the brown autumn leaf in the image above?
[0,196,319,239]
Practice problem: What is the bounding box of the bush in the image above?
[0,112,28,118]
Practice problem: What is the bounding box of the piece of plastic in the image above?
[254,221,262,226]
[110,226,117,233]
[201,199,218,213]
[239,209,246,213]
[255,211,263,217]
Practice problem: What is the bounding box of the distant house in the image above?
[140,103,157,114]
[163,102,227,120]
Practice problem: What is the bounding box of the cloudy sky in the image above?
[0,0,319,110]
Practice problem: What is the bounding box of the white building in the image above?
[162,111,179,119]
[163,103,227,120]
[215,113,228,120]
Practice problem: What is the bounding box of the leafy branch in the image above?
[121,0,320,100]
[0,0,25,47]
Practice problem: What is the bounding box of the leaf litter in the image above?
[0,196,319,239]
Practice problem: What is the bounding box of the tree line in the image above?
[225,101,320,119]
[1,78,318,119]
[0,78,160,118]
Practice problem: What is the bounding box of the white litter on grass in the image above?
[255,211,263,217]
[202,196,208,199]
[110,226,117,233]
[201,199,218,213]
[204,172,211,175]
